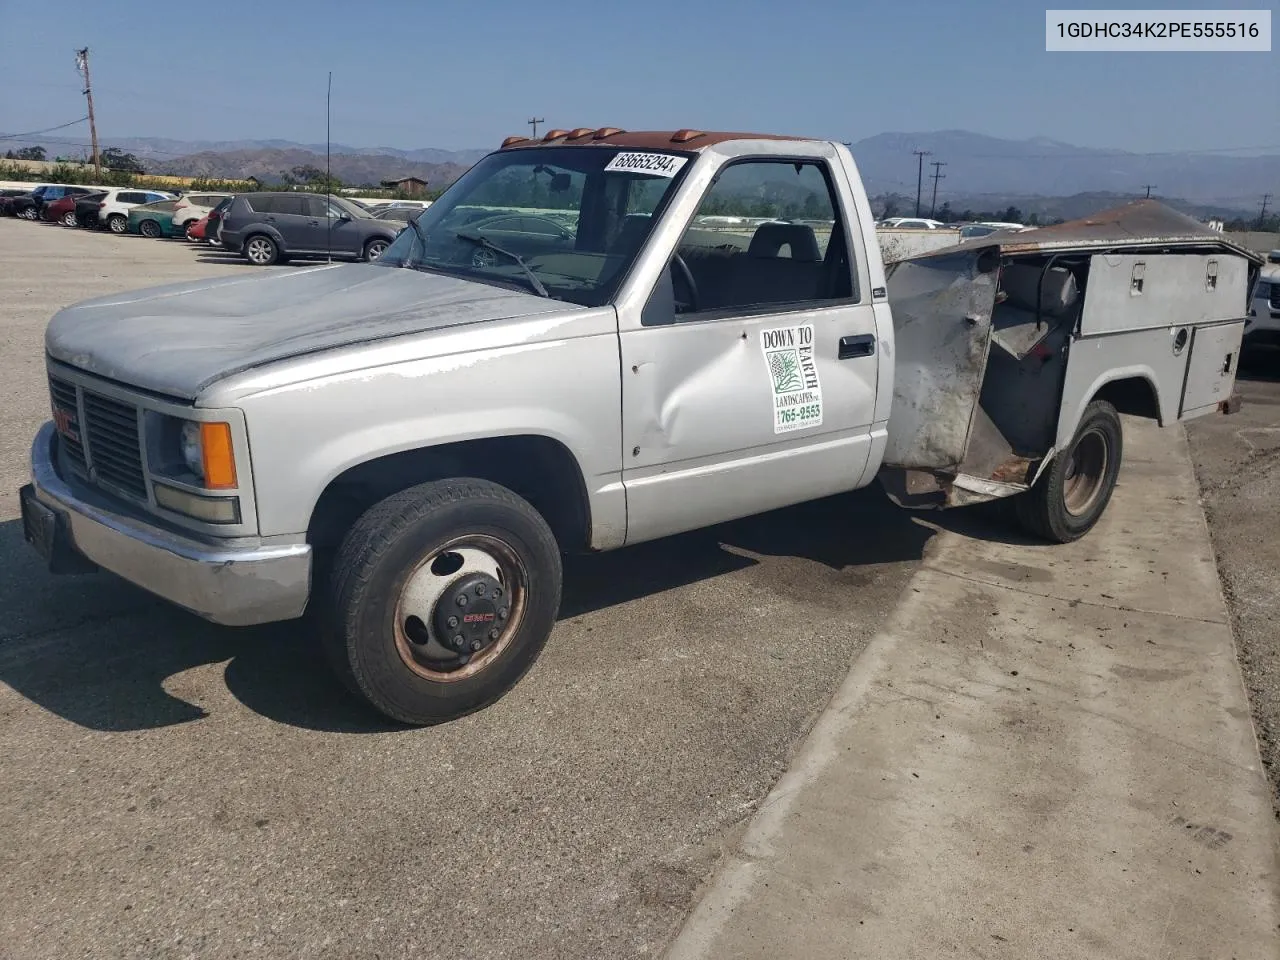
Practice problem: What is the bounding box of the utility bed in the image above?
[878,201,1263,506]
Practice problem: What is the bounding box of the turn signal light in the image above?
[201,422,237,489]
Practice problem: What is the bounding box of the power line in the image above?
[912,149,931,217]
[929,161,947,217]
[0,117,89,141]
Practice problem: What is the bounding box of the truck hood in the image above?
[46,263,572,400]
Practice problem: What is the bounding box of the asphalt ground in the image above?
[0,219,923,959]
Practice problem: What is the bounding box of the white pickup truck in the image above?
[20,128,1262,724]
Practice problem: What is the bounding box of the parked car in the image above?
[127,199,181,238]
[31,184,97,220]
[97,188,177,234]
[1245,262,1280,349]
[73,191,109,229]
[0,188,32,217]
[171,192,233,237]
[218,192,399,265]
[187,213,210,242]
[43,194,84,226]
[205,196,233,246]
[371,205,426,223]
[878,217,944,230]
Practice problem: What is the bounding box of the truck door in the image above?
[619,158,881,544]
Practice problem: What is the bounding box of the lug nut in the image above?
[446,616,459,629]
[488,629,499,641]
[475,584,486,596]
[493,587,502,598]
[456,595,468,607]
[498,608,508,620]
[452,634,465,648]
[471,639,483,651]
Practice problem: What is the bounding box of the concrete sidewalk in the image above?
[667,420,1280,960]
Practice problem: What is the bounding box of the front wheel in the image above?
[324,478,562,725]
[362,238,389,262]
[107,214,127,234]
[1015,399,1123,543]
[139,219,162,239]
[61,211,77,227]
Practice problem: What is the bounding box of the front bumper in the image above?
[23,422,312,626]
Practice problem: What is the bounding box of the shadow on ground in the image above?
[0,485,947,735]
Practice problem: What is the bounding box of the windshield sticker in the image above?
[761,324,823,434]
[603,152,688,178]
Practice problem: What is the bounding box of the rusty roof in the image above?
[959,200,1262,263]
[499,129,807,151]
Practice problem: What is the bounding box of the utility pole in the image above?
[527,116,545,139]
[912,149,931,217]
[929,160,947,218]
[74,47,101,177]
[1258,193,1272,230]
[1142,184,1157,198]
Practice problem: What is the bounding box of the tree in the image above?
[937,201,954,223]
[1001,205,1023,223]
[4,146,47,161]
[101,147,145,173]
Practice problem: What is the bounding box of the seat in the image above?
[747,223,821,262]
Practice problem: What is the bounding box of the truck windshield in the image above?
[375,146,693,306]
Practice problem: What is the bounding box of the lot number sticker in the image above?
[761,324,823,434]
[603,152,688,178]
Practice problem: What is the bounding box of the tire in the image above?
[324,478,562,725]
[1015,400,1123,543]
[61,211,77,227]
[107,214,127,234]
[362,238,390,262]
[139,219,162,239]
[243,234,278,265]
[21,207,38,221]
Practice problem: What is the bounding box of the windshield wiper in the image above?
[455,231,550,298]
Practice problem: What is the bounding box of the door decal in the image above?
[761,324,823,433]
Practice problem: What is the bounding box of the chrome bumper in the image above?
[26,422,311,626]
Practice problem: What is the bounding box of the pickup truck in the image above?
[19,128,1262,725]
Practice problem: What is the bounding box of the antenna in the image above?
[528,116,545,138]
[326,71,332,264]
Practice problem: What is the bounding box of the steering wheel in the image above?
[671,253,700,314]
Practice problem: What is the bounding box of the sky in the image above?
[0,0,1276,157]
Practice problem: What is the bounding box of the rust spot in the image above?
[990,456,1034,485]
[1218,394,1242,415]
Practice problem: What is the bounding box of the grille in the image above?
[49,376,148,499]
[1270,284,1280,310]
[48,376,87,475]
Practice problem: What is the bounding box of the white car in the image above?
[172,192,233,236]
[1245,264,1280,350]
[878,217,944,230]
[98,188,176,234]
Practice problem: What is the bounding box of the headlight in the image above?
[180,421,204,480]
[173,419,237,489]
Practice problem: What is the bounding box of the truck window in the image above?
[671,159,855,317]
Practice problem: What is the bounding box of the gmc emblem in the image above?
[52,406,79,442]
[463,613,495,624]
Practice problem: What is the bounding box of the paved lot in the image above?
[1186,346,1280,815]
[0,220,924,959]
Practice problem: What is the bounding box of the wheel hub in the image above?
[431,572,508,659]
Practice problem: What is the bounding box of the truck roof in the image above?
[498,128,807,151]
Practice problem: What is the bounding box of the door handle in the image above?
[838,334,876,359]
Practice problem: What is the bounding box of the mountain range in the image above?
[10,130,1277,213]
